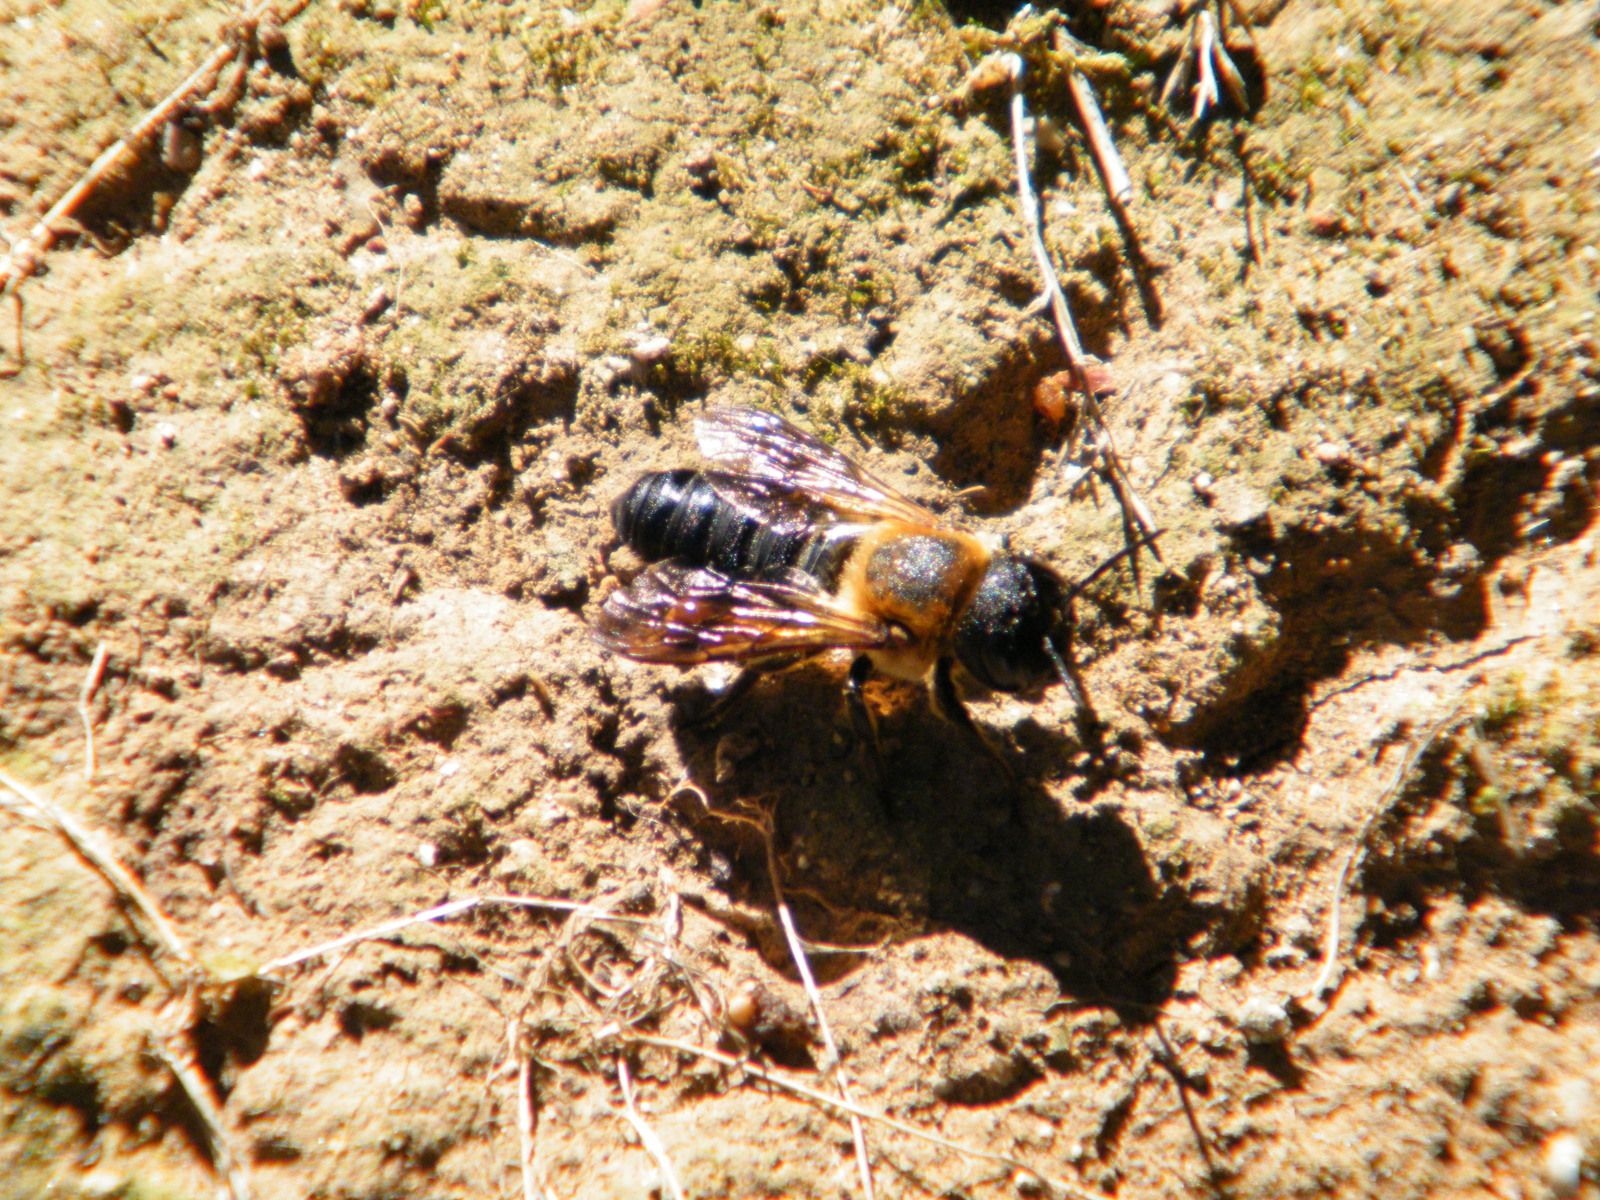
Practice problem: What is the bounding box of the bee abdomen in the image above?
[612,470,812,579]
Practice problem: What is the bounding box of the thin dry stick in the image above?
[0,0,313,367]
[763,836,875,1200]
[259,894,648,975]
[510,1017,552,1200]
[157,1009,253,1200]
[1062,61,1131,207]
[1005,54,1089,381]
[1151,1023,1226,1194]
[77,642,109,783]
[1188,10,1223,121]
[0,768,197,972]
[620,1033,1104,1200]
[1241,166,1264,266]
[1159,4,1248,123]
[1003,54,1158,551]
[1305,708,1461,1000]
[1199,8,1250,116]
[0,774,247,1197]
[616,1056,687,1200]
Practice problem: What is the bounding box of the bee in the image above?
[594,408,1114,781]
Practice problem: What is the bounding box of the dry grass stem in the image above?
[763,835,875,1199]
[1160,3,1251,122]
[616,1056,687,1200]
[1305,707,1462,1001]
[1062,58,1132,208]
[619,1033,1103,1200]
[0,769,248,1194]
[1005,52,1088,373]
[0,768,197,972]
[157,1009,253,1200]
[1004,54,1159,564]
[259,894,648,975]
[0,0,313,372]
[1152,1023,1227,1191]
[77,642,109,782]
[510,1017,554,1200]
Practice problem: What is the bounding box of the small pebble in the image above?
[628,334,672,367]
[1237,994,1291,1044]
[1313,439,1350,467]
[1543,1132,1584,1196]
[494,838,543,881]
[154,421,179,449]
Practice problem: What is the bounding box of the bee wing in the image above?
[695,408,940,528]
[593,561,898,665]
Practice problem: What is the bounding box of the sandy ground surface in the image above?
[2,0,1599,1197]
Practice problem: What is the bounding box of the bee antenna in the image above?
[1064,528,1164,603]
[1043,637,1086,711]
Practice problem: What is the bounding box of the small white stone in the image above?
[628,334,672,366]
[1314,439,1350,466]
[1542,1132,1584,1195]
[494,837,541,880]
[416,841,439,868]
[154,421,179,448]
[1237,994,1291,1044]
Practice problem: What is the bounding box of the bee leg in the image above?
[679,656,798,728]
[932,658,1017,788]
[844,654,891,815]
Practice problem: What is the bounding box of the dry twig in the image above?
[616,1033,1104,1200]
[258,893,648,975]
[1059,43,1132,208]
[1159,2,1251,122]
[156,1011,254,1200]
[0,768,197,973]
[1304,707,1462,1001]
[761,827,875,1200]
[0,0,313,373]
[0,771,252,1198]
[1151,1023,1227,1192]
[77,642,110,783]
[616,1056,687,1200]
[1003,53,1159,568]
[510,1017,554,1200]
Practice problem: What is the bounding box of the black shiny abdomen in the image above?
[612,470,846,583]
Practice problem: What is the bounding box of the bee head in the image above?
[954,554,1072,693]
